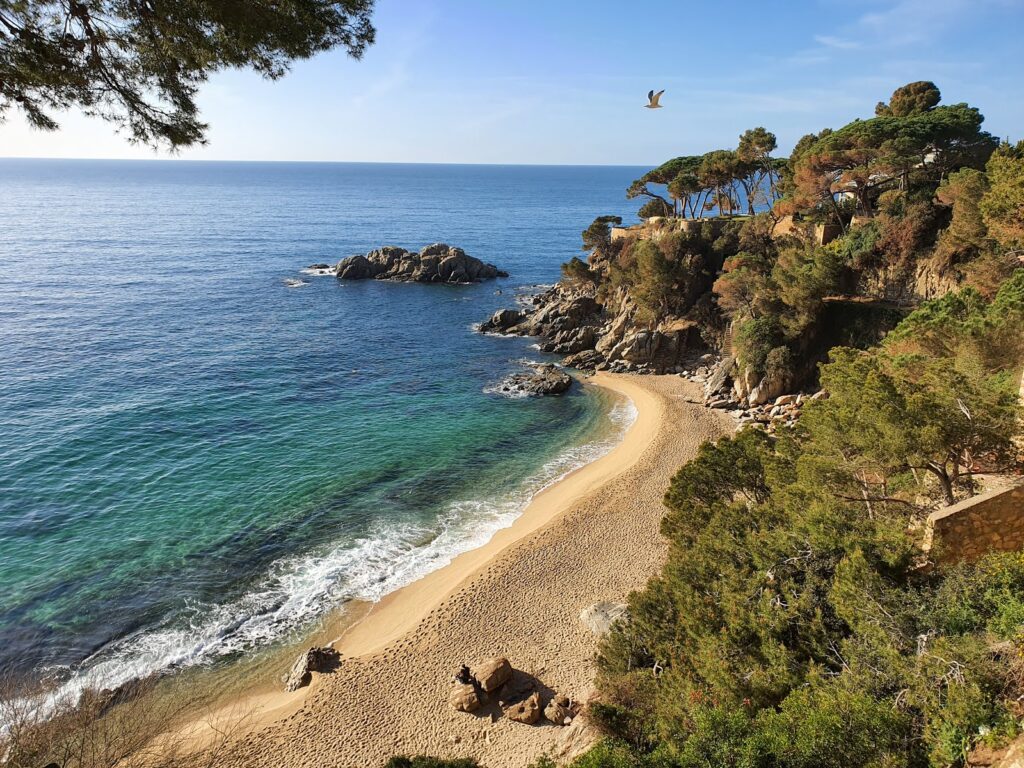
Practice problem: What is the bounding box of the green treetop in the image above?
[0,0,376,148]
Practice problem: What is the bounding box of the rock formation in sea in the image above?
[335,243,507,284]
[492,362,573,397]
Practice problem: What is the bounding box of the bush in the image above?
[876,200,941,264]
[385,758,481,768]
[593,283,1024,768]
[583,215,623,252]
[0,677,244,768]
[733,316,782,375]
[562,256,596,283]
[638,198,672,219]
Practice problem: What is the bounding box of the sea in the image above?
[0,159,645,698]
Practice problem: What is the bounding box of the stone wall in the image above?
[927,480,1024,563]
[611,216,733,243]
[769,215,841,245]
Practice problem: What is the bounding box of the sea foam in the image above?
[41,396,637,704]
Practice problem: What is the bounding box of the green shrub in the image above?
[593,282,1024,768]
[733,316,782,375]
[385,757,480,768]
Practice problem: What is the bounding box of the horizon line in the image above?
[0,155,655,169]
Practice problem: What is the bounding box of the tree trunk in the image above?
[827,194,847,233]
[927,462,956,506]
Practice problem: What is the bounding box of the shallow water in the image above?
[0,159,644,693]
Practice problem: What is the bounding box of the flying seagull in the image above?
[645,89,665,109]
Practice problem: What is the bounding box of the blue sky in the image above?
[3,0,1023,164]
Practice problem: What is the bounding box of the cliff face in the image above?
[479,214,981,405]
[480,280,706,375]
[480,218,734,375]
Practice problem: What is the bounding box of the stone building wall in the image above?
[927,481,1024,563]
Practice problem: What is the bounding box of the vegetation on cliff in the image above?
[510,81,1024,768]
[537,81,1023,394]
[567,274,1024,767]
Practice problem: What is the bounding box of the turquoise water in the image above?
[0,160,643,693]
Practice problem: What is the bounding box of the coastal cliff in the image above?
[479,218,731,377]
[480,184,1014,409]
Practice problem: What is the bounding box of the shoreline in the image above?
[331,371,655,657]
[195,373,734,767]
[177,372,649,743]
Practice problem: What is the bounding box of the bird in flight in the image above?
[645,89,665,109]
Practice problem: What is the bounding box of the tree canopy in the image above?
[627,130,783,220]
[584,279,1024,768]
[876,80,942,117]
[0,0,376,148]
[784,84,996,220]
[980,141,1024,251]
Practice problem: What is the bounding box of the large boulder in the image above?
[449,683,482,713]
[544,693,575,726]
[580,602,628,636]
[335,244,507,284]
[562,349,605,371]
[543,326,597,355]
[479,308,526,333]
[282,646,341,692]
[335,254,378,280]
[505,692,542,725]
[471,657,512,693]
[704,356,734,399]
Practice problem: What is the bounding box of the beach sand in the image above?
[209,372,732,768]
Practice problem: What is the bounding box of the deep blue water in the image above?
[0,159,644,693]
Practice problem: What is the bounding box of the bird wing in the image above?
[651,89,664,106]
[647,90,654,103]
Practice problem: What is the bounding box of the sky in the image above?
[2,0,1024,165]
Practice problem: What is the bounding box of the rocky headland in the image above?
[477,208,978,418]
[479,281,703,376]
[332,243,507,284]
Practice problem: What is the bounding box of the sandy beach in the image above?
[208,372,732,768]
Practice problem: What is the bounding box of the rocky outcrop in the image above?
[336,243,507,284]
[448,656,581,729]
[479,283,706,374]
[479,308,526,332]
[282,646,341,691]
[493,363,573,397]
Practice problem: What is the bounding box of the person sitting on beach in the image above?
[454,664,473,685]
